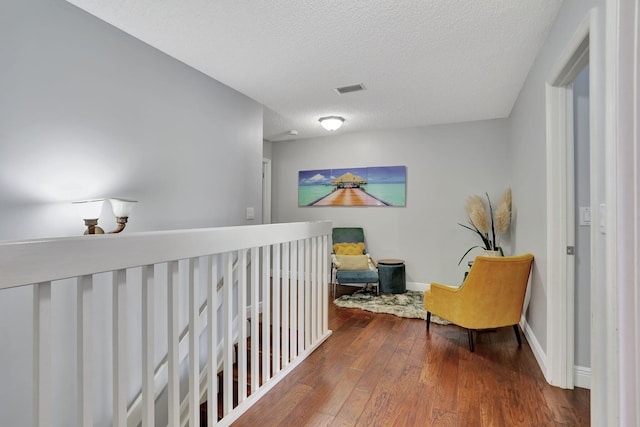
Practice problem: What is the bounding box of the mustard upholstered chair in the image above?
[424,254,534,352]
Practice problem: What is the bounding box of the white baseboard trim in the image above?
[406,281,430,292]
[520,316,591,390]
[573,365,591,389]
[520,315,550,384]
[332,281,430,292]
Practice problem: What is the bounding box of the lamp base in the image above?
[83,219,104,235]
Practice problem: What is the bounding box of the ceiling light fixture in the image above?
[319,116,345,131]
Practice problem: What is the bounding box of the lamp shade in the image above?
[109,198,137,217]
[319,116,345,131]
[73,199,105,220]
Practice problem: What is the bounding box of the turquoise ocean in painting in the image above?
[361,183,405,206]
[298,185,334,206]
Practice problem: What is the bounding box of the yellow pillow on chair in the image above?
[333,242,365,255]
[334,255,370,270]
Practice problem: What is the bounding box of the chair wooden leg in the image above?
[426,312,431,330]
[467,329,475,352]
[513,324,522,346]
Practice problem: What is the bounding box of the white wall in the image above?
[271,120,511,287]
[0,1,263,426]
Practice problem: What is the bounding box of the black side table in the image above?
[377,259,406,294]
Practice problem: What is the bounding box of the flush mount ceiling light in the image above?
[319,116,345,131]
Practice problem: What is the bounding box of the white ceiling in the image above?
[65,0,562,142]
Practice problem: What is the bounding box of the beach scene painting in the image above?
[298,166,406,207]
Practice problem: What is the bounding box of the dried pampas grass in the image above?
[466,195,489,233]
[494,188,512,233]
[459,189,513,264]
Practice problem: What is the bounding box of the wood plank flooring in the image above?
[233,287,590,426]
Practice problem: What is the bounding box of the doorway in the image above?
[545,10,593,390]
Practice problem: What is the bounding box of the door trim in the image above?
[262,158,272,224]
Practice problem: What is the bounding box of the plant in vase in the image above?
[458,189,512,265]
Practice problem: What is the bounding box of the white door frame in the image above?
[545,11,593,390]
[606,0,640,424]
[262,158,272,224]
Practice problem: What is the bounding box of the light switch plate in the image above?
[579,207,591,226]
[246,207,255,220]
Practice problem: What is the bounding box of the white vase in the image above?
[483,250,502,257]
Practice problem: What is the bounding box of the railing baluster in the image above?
[272,244,281,374]
[207,255,218,427]
[188,258,199,426]
[113,269,127,427]
[250,248,260,393]
[166,261,180,427]
[290,241,298,359]
[77,275,93,427]
[261,246,271,384]
[141,265,155,427]
[311,237,318,343]
[237,249,248,402]
[316,237,324,338]
[281,242,290,367]
[33,282,52,427]
[322,235,329,334]
[305,238,311,350]
[297,240,305,353]
[223,252,234,416]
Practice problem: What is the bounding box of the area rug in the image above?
[333,290,450,324]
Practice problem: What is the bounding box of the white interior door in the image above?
[572,66,592,389]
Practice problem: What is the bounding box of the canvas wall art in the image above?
[298,166,406,207]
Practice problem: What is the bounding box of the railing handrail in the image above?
[0,221,332,290]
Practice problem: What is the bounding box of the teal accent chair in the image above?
[331,227,379,299]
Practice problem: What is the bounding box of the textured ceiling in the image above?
[65,0,562,142]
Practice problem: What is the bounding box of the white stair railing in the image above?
[0,221,332,427]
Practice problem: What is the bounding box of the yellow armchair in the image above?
[424,253,534,351]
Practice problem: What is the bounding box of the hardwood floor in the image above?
[233,287,590,426]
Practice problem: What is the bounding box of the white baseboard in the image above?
[406,281,430,292]
[520,315,549,383]
[520,316,591,390]
[573,365,591,389]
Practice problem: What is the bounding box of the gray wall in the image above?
[271,120,511,287]
[509,0,604,361]
[0,0,263,240]
[0,1,263,426]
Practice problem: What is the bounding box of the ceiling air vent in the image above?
[335,83,366,94]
